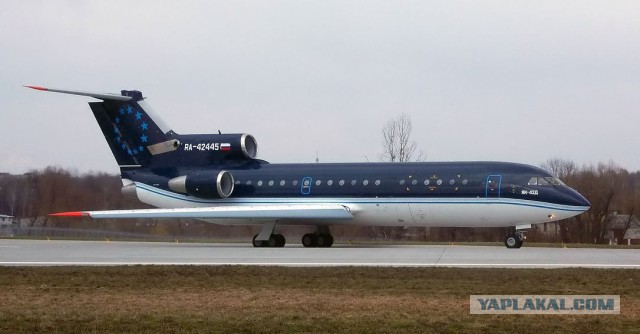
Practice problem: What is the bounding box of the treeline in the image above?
[1,160,639,243]
[0,167,248,238]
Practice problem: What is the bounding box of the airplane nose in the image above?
[572,190,591,208]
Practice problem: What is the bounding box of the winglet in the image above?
[49,211,91,217]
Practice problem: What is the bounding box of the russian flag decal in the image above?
[221,143,231,151]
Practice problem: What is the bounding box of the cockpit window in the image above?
[545,177,565,186]
[528,176,565,186]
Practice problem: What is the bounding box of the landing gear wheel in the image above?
[302,233,317,247]
[252,234,265,247]
[274,234,286,247]
[267,234,278,247]
[316,233,334,248]
[253,234,286,247]
[504,234,523,249]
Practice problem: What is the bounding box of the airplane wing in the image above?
[49,204,353,220]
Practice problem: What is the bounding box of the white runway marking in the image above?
[1,261,640,268]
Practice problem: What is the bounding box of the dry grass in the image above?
[0,266,638,333]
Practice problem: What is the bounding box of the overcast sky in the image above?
[1,1,639,175]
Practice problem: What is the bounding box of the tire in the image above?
[515,238,524,249]
[504,235,519,249]
[302,233,316,247]
[274,234,286,247]
[317,234,334,248]
[252,234,264,247]
[267,234,278,247]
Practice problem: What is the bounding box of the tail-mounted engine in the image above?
[168,170,235,199]
[180,133,258,163]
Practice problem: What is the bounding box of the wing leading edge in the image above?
[50,204,353,220]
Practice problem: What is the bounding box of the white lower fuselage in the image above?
[134,182,587,228]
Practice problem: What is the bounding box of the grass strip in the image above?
[0,266,638,333]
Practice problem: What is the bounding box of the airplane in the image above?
[27,85,591,248]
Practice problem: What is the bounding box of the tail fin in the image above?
[26,86,178,168]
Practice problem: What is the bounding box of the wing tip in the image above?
[49,211,90,217]
[24,85,48,91]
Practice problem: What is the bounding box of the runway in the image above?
[1,239,639,268]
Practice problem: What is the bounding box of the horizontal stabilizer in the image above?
[25,85,133,101]
[50,204,353,220]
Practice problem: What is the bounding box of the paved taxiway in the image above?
[1,239,639,268]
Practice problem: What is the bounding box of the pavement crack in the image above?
[435,246,447,266]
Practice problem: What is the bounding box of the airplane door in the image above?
[485,175,502,198]
[301,177,312,195]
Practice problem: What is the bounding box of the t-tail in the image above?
[25,86,259,170]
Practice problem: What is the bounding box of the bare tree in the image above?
[379,113,425,162]
[541,158,577,181]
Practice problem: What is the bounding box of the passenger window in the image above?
[351,180,357,186]
[327,180,333,186]
[424,180,430,186]
[437,180,442,186]
[268,180,274,186]
[527,177,538,186]
[537,177,550,186]
[339,180,345,186]
[293,180,298,186]
[363,180,369,186]
[462,179,468,185]
[399,180,406,185]
[246,180,252,185]
[449,180,455,186]
[257,180,263,186]
[375,180,381,186]
[411,180,418,185]
[280,180,286,186]
[316,180,322,186]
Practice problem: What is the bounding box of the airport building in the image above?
[0,215,15,236]
[605,212,640,245]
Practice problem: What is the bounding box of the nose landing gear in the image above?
[504,227,526,249]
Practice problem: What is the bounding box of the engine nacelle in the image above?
[168,170,235,199]
[180,133,258,162]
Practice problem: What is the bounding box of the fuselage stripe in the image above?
[134,183,588,212]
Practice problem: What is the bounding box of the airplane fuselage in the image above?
[122,161,589,228]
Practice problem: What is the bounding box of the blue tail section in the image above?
[89,90,174,167]
[25,85,260,169]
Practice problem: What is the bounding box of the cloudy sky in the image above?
[1,1,639,174]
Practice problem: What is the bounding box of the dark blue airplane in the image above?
[28,85,590,248]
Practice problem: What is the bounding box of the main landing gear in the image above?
[252,233,286,247]
[252,222,285,248]
[302,226,334,248]
[504,227,526,249]
[251,223,335,248]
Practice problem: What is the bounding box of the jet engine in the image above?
[168,170,234,199]
[180,133,258,163]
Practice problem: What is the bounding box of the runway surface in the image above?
[1,239,639,268]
